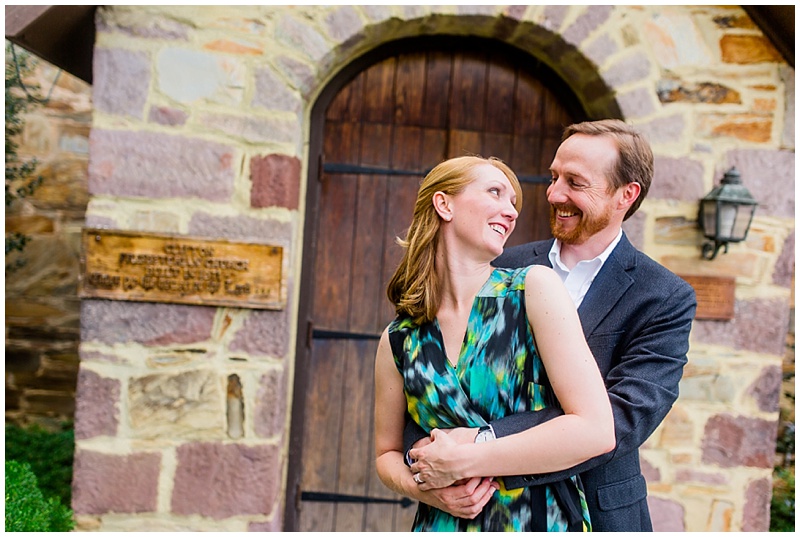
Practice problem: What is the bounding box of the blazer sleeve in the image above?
[494,274,697,488]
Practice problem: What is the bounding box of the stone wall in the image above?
[5,49,92,427]
[7,5,792,532]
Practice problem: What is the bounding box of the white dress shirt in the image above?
[548,230,623,307]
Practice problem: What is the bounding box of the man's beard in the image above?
[549,204,612,245]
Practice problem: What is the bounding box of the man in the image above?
[404,119,697,531]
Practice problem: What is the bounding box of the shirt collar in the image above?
[549,229,623,271]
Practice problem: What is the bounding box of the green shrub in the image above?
[5,459,74,532]
[4,423,74,506]
[771,466,795,532]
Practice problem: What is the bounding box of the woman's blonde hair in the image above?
[386,155,522,325]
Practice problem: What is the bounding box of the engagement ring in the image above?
[413,473,423,484]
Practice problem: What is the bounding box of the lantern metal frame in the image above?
[698,167,758,260]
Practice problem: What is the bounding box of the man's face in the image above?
[546,133,623,245]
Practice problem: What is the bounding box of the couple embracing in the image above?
[374,120,696,532]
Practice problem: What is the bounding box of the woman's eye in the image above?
[489,188,499,195]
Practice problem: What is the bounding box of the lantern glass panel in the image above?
[731,203,755,241]
[717,201,738,240]
[702,200,717,238]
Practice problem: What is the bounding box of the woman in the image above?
[373,155,615,531]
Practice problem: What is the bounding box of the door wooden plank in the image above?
[450,51,487,131]
[447,129,482,159]
[327,70,365,122]
[315,121,360,330]
[395,51,426,126]
[364,57,396,124]
[333,339,381,531]
[298,339,348,532]
[421,50,452,129]
[513,70,545,138]
[485,56,516,134]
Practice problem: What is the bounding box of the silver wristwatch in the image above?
[474,424,495,443]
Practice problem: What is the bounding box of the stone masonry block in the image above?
[701,413,778,468]
[724,149,795,219]
[250,154,301,210]
[93,48,150,119]
[157,48,245,105]
[189,213,294,247]
[707,500,734,532]
[129,370,225,439]
[229,309,290,359]
[780,64,794,146]
[276,14,329,63]
[325,5,365,43]
[721,35,782,64]
[561,5,613,47]
[171,442,281,519]
[772,230,794,288]
[96,8,190,40]
[602,51,652,88]
[651,156,705,201]
[616,87,657,119]
[88,129,236,201]
[636,114,686,144]
[742,477,771,531]
[746,364,782,412]
[72,450,161,514]
[254,369,288,438]
[81,300,216,346]
[583,33,618,67]
[648,496,685,532]
[691,298,791,356]
[645,11,713,69]
[253,68,301,113]
[74,367,120,440]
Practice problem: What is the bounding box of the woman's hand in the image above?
[409,428,479,490]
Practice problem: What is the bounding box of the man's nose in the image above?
[547,179,566,203]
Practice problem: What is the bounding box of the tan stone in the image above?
[5,214,54,234]
[753,98,776,112]
[721,35,783,64]
[128,370,225,439]
[660,406,695,447]
[711,118,772,143]
[203,38,263,55]
[706,499,734,531]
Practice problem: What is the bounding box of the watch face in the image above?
[476,431,492,443]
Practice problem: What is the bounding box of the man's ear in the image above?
[619,181,641,211]
[432,191,452,222]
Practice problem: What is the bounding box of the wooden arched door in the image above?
[286,37,586,532]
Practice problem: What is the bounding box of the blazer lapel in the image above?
[577,235,636,338]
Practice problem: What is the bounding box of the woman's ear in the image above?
[432,191,453,222]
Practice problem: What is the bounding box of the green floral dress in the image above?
[388,267,591,532]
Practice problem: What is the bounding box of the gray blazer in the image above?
[404,234,696,531]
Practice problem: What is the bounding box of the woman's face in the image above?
[444,164,519,259]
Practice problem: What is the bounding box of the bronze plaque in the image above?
[80,228,284,310]
[679,274,735,321]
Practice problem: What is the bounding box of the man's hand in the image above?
[421,476,498,520]
[410,428,480,490]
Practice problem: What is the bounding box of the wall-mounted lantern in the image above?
[698,167,758,260]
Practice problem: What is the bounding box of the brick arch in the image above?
[302,6,625,122]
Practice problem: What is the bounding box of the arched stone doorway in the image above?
[286,35,587,531]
